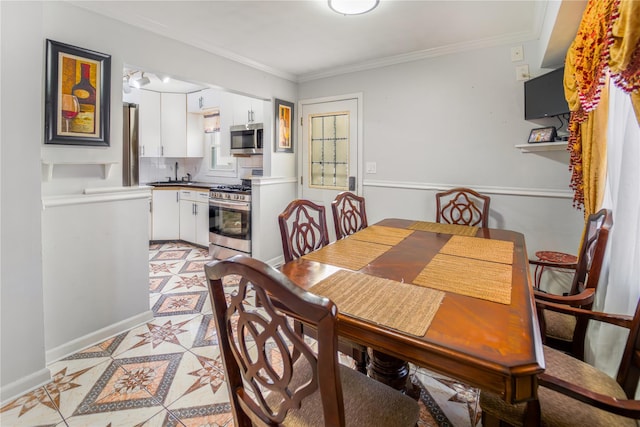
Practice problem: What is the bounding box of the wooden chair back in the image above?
[569,208,613,296]
[205,255,344,426]
[278,199,330,263]
[331,191,368,239]
[435,187,490,228]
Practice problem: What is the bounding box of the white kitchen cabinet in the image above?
[139,90,203,158]
[152,189,180,240]
[232,94,263,126]
[139,90,161,157]
[187,88,223,113]
[179,189,209,246]
[161,93,187,157]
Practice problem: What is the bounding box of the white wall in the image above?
[1,0,298,402]
[0,1,50,402]
[298,41,585,257]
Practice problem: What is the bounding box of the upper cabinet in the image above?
[139,90,161,157]
[139,90,203,158]
[232,94,263,126]
[160,93,187,157]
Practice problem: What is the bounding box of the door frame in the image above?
[297,93,364,197]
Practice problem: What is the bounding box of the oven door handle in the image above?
[210,200,251,211]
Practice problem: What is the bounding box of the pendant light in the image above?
[328,0,379,15]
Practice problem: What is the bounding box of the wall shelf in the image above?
[515,141,568,153]
[42,161,117,181]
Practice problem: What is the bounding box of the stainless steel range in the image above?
[208,183,252,259]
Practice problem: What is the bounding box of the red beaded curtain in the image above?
[564,0,640,214]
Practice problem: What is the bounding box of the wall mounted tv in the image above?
[524,67,570,120]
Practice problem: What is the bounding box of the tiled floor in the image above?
[1,241,481,426]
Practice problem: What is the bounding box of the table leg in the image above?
[367,348,421,400]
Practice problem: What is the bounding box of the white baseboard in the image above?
[0,368,51,406]
[45,310,154,364]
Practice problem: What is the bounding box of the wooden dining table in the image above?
[279,218,545,404]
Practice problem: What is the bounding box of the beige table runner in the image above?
[302,238,391,270]
[408,221,478,237]
[439,235,514,265]
[311,270,445,337]
[348,225,414,246]
[413,254,512,304]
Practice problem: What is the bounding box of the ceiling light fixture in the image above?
[132,72,150,88]
[328,0,379,15]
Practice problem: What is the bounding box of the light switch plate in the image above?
[366,162,377,174]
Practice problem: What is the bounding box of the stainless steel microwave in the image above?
[230,123,263,155]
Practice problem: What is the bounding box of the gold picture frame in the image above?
[274,98,294,153]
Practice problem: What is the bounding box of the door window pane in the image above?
[309,113,349,189]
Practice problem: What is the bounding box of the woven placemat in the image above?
[439,235,514,265]
[348,225,414,246]
[302,238,391,270]
[413,254,512,304]
[311,270,445,337]
[408,221,479,236]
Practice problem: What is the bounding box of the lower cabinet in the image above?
[152,189,180,240]
[179,189,209,246]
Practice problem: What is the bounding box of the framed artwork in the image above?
[45,39,111,146]
[275,98,294,153]
[528,126,557,143]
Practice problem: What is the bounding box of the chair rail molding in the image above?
[363,180,573,199]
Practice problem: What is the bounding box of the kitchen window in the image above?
[207,132,236,176]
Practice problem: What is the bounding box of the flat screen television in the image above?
[524,67,570,120]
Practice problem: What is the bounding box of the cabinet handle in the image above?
[141,145,145,156]
[161,146,164,156]
[199,96,203,109]
[176,192,179,203]
[194,204,198,215]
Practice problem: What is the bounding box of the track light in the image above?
[132,72,150,88]
[123,76,132,94]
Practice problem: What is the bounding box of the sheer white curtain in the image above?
[585,81,640,376]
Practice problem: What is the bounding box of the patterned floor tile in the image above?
[149,275,172,294]
[178,260,208,274]
[161,350,228,409]
[165,403,233,427]
[152,291,209,317]
[0,386,65,427]
[151,249,191,261]
[111,317,198,359]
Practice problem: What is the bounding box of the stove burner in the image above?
[213,184,251,192]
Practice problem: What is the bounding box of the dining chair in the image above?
[205,255,420,427]
[278,199,330,263]
[479,296,640,427]
[435,187,490,228]
[278,198,367,372]
[532,208,613,360]
[331,191,368,239]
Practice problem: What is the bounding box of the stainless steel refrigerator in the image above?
[122,103,139,186]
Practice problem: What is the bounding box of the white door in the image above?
[300,95,361,240]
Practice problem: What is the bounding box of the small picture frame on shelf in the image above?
[44,39,111,146]
[528,126,557,143]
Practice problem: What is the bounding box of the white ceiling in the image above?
[74,0,582,90]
